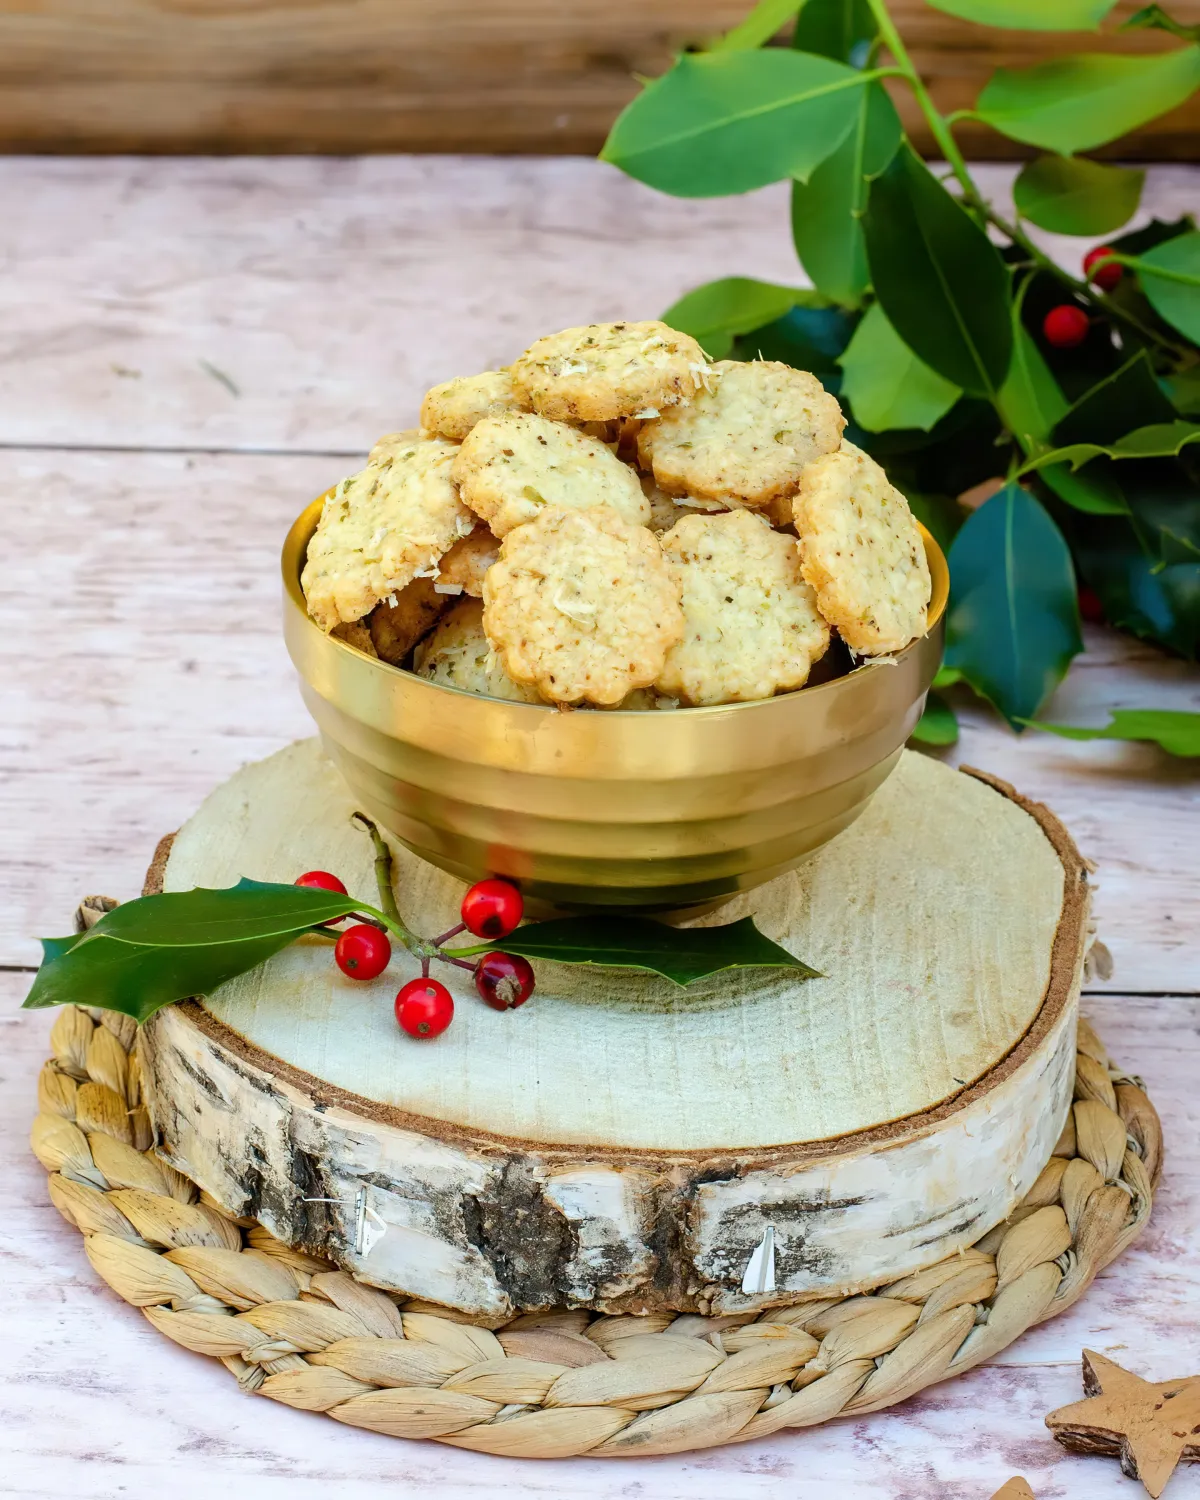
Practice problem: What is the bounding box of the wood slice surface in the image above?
[138,740,1088,1319]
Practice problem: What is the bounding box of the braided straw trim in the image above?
[33,1000,1161,1459]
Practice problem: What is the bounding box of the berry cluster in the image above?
[1040,246,1123,351]
[293,869,534,1040]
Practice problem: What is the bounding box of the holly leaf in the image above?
[1023,709,1200,755]
[23,880,364,1022]
[1020,419,1200,474]
[838,302,961,431]
[926,0,1118,29]
[998,313,1069,449]
[1013,156,1144,236]
[944,484,1083,725]
[791,83,903,307]
[793,0,878,62]
[710,0,806,50]
[975,48,1200,154]
[1054,350,1179,446]
[663,278,809,359]
[910,691,960,746]
[451,915,819,987]
[1072,515,1200,656]
[600,50,871,197]
[1121,3,1200,42]
[1133,231,1200,343]
[732,298,856,378]
[863,145,1013,396]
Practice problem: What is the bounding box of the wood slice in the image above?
[138,740,1088,1319]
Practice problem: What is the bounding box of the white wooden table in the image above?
[3,156,1198,1500]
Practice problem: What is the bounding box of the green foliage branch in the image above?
[601,0,1200,749]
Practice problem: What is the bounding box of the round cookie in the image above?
[637,359,845,507]
[793,442,931,656]
[434,526,500,597]
[657,508,830,706]
[482,506,684,707]
[511,321,711,422]
[452,412,650,537]
[412,597,545,704]
[420,370,529,442]
[301,436,475,632]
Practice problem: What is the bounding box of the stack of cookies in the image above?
[300,320,931,710]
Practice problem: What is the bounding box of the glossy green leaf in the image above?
[1020,419,1200,474]
[663,278,808,359]
[1121,4,1200,42]
[22,880,367,1022]
[1054,350,1179,446]
[944,484,1083,725]
[711,0,805,50]
[863,146,1013,395]
[975,47,1200,154]
[1074,517,1200,656]
[732,299,856,376]
[1024,709,1200,755]
[793,0,877,63]
[910,692,960,746]
[1164,366,1200,417]
[451,916,819,987]
[791,82,902,306]
[1041,461,1129,514]
[600,50,871,197]
[1134,232,1200,342]
[998,301,1069,448]
[41,934,85,964]
[1013,156,1143,235]
[838,302,961,431]
[926,0,1117,29]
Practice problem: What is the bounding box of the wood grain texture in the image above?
[0,0,1198,157]
[8,979,1198,1496]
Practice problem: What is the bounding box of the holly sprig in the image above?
[600,0,1200,750]
[22,814,819,1030]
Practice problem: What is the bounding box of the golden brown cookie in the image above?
[433,526,500,598]
[656,508,829,706]
[301,436,475,631]
[637,360,844,506]
[368,576,447,665]
[793,442,931,655]
[329,620,379,658]
[452,412,649,537]
[511,321,711,422]
[482,506,684,706]
[412,598,545,704]
[419,370,529,442]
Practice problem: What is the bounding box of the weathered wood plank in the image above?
[0,0,1198,157]
[3,446,1196,988]
[0,157,1195,459]
[6,980,1195,1495]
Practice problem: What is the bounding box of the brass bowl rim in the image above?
[283,495,949,717]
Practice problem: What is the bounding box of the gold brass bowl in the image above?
[282,498,949,910]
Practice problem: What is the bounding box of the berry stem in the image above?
[433,953,478,973]
[349,811,436,960]
[432,921,467,948]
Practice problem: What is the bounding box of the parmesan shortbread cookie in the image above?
[413,598,545,704]
[793,442,931,656]
[511,321,711,422]
[453,412,650,537]
[419,370,529,442]
[483,506,684,706]
[330,620,379,658]
[638,360,844,507]
[434,526,500,597]
[657,509,829,706]
[368,576,446,665]
[301,436,475,632]
[641,473,728,534]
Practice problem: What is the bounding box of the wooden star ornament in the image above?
[990,1480,1036,1499]
[1046,1350,1200,1498]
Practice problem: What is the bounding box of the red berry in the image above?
[295,870,348,896]
[334,923,391,981]
[474,952,536,1011]
[1083,245,1122,293]
[1042,305,1090,349]
[1078,586,1105,624]
[460,878,524,939]
[396,978,454,1037]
